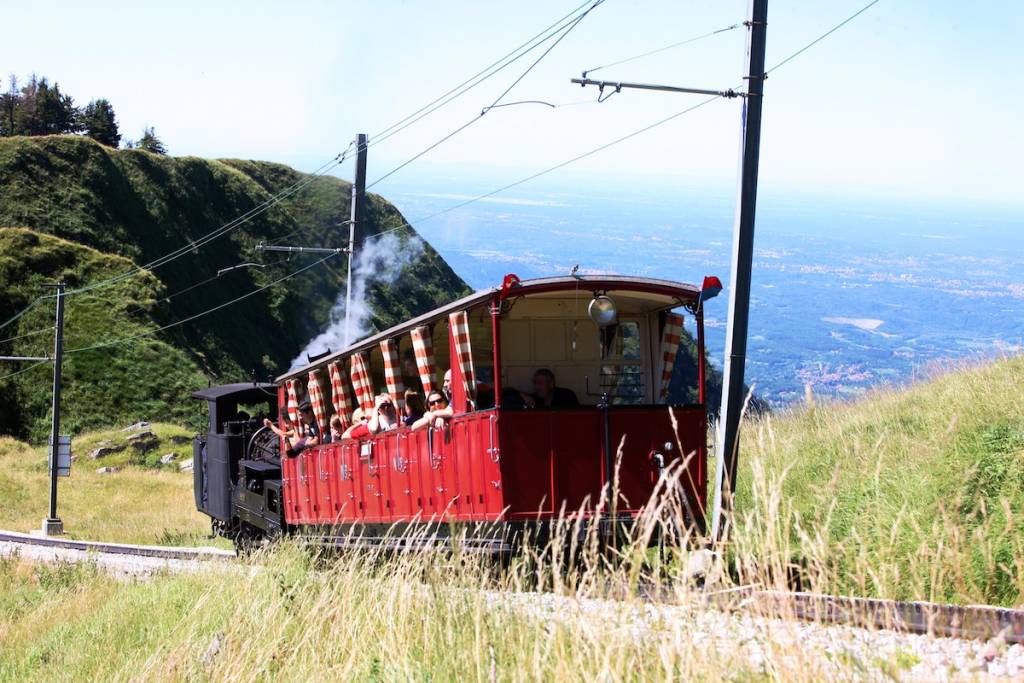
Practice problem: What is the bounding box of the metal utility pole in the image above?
[43,281,66,535]
[345,133,368,348]
[710,0,768,543]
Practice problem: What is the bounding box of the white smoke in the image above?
[290,233,424,370]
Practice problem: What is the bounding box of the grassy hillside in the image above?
[0,429,218,546]
[0,135,471,439]
[733,355,1024,606]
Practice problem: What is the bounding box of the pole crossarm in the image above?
[571,77,744,99]
[0,355,50,361]
[254,244,349,255]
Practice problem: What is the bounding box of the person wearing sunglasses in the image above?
[411,391,453,431]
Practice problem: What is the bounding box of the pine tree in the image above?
[0,75,19,136]
[80,99,120,147]
[14,76,79,135]
[137,126,167,154]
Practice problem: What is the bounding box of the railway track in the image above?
[702,587,1024,646]
[0,529,235,561]
[3,528,1022,647]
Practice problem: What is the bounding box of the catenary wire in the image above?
[0,358,50,382]
[365,0,606,191]
[64,252,341,355]
[364,0,601,152]
[766,0,882,74]
[581,23,741,77]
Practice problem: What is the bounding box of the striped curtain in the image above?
[380,339,406,411]
[449,311,476,406]
[327,361,353,430]
[306,370,330,436]
[410,325,437,395]
[349,352,375,413]
[658,312,684,401]
[285,379,301,424]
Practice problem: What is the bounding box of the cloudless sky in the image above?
[5,1,1022,205]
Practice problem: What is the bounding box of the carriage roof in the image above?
[277,274,701,383]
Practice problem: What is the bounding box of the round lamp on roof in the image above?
[588,295,617,327]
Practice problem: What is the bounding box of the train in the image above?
[192,273,720,553]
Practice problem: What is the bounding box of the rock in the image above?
[168,435,190,445]
[126,430,158,453]
[122,421,150,432]
[179,459,194,472]
[159,452,178,465]
[89,444,126,459]
[95,466,121,474]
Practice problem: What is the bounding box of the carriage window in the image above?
[601,321,644,404]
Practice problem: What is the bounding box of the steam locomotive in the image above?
[192,274,719,552]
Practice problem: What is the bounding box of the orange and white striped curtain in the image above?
[380,339,406,412]
[449,311,476,407]
[349,352,375,413]
[285,379,301,424]
[327,361,353,430]
[410,325,437,395]
[306,370,330,436]
[658,312,684,401]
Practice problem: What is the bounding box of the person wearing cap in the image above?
[285,400,320,456]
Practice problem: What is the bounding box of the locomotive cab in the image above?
[191,382,284,542]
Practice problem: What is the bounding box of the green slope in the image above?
[735,354,1024,605]
[0,135,471,439]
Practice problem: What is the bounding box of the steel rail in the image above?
[698,587,1024,645]
[0,529,235,561]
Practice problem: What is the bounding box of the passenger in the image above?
[403,389,425,427]
[290,400,321,454]
[368,393,400,433]
[442,369,452,403]
[329,414,344,442]
[341,407,370,440]
[264,409,296,440]
[523,368,579,408]
[411,391,453,431]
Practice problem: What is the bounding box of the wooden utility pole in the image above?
[345,133,368,348]
[710,0,769,543]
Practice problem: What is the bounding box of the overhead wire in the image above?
[0,325,55,346]
[0,358,50,382]
[365,0,606,191]
[0,297,48,332]
[363,0,602,153]
[64,252,341,355]
[581,23,741,77]
[359,0,886,247]
[362,94,725,245]
[59,149,352,300]
[766,0,882,74]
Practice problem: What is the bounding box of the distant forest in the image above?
[0,74,166,154]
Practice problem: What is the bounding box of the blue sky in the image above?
[6,1,1022,205]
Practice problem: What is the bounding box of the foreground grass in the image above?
[0,426,221,546]
[734,354,1024,606]
[0,541,907,683]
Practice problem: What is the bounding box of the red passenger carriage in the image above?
[192,274,717,552]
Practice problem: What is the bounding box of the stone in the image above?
[179,459,194,472]
[89,445,126,459]
[122,421,150,432]
[159,452,178,465]
[95,466,121,474]
[169,435,190,445]
[126,430,158,453]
